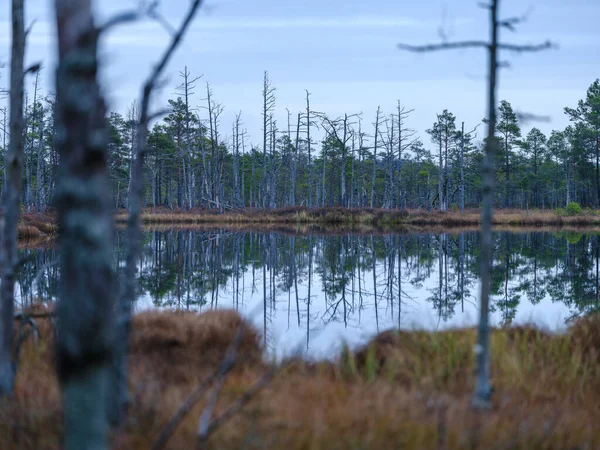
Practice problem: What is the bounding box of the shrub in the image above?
[565,202,582,216]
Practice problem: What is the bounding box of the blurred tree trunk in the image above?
[0,0,25,396]
[53,0,115,448]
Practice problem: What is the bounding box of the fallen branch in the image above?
[196,369,275,450]
[149,324,246,450]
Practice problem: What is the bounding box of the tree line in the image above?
[1,70,598,212]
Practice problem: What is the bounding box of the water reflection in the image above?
[15,230,600,357]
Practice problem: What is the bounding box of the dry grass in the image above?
[15,212,58,240]
[13,207,600,238]
[1,306,599,449]
[113,207,600,232]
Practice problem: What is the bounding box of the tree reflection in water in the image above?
[15,230,600,357]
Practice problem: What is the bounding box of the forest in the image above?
[1,70,600,213]
[1,0,599,449]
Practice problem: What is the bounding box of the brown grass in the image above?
[113,207,600,232]
[1,307,599,449]
[14,212,58,241]
[12,207,600,239]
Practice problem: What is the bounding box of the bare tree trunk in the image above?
[350,133,355,208]
[370,107,381,208]
[291,112,300,206]
[460,121,465,213]
[110,2,203,428]
[126,101,137,210]
[341,114,348,207]
[0,0,25,396]
[261,72,275,209]
[438,126,444,211]
[306,91,313,207]
[321,133,326,207]
[36,104,45,211]
[473,0,499,409]
[53,0,115,447]
[269,115,277,209]
[232,114,241,207]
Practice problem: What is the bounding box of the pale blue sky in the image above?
[1,0,599,149]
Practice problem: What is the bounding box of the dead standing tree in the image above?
[261,72,276,208]
[370,106,383,208]
[319,113,361,207]
[395,101,418,209]
[176,66,203,210]
[398,0,552,408]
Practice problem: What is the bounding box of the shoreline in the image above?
[15,207,600,240]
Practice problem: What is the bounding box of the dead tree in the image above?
[319,113,360,207]
[291,111,301,206]
[398,0,552,408]
[396,101,417,209]
[370,106,383,208]
[232,112,243,207]
[261,72,276,208]
[0,0,26,396]
[176,67,202,210]
[305,90,314,207]
[111,0,204,426]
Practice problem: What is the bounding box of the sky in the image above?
[1,0,599,150]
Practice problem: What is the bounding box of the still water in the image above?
[16,230,600,358]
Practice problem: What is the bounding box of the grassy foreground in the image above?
[1,306,599,449]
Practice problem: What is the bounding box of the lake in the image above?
[16,229,600,358]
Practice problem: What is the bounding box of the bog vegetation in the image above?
[1,0,596,448]
[1,307,599,449]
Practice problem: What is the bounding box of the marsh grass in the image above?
[1,306,599,449]
[16,213,58,239]
[113,207,600,232]
[12,207,600,239]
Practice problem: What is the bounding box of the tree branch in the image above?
[149,325,245,450]
[98,10,140,34]
[397,41,489,52]
[497,41,554,52]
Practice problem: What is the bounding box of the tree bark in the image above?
[473,0,498,409]
[0,0,25,396]
[53,0,115,447]
[460,122,465,213]
[370,107,381,208]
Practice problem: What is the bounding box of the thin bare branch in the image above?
[515,111,551,123]
[98,10,139,34]
[196,370,275,450]
[150,325,246,450]
[498,41,554,52]
[196,325,245,446]
[24,62,41,76]
[398,40,553,54]
[142,0,204,121]
[397,41,489,52]
[25,19,36,37]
